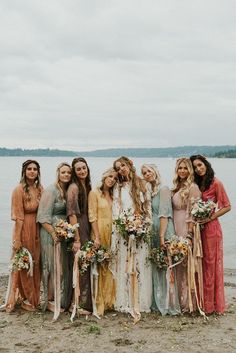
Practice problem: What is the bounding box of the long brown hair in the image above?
[113,156,148,214]
[20,159,42,200]
[71,157,92,213]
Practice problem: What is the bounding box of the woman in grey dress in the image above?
[67,157,92,314]
[37,163,72,317]
[141,164,180,316]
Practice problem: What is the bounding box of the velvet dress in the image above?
[67,183,92,312]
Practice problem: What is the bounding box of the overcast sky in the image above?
[0,0,235,151]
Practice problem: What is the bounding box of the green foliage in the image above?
[88,324,101,335]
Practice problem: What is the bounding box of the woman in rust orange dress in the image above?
[5,160,43,312]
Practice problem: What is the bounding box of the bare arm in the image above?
[90,221,100,248]
[12,219,23,251]
[159,217,168,249]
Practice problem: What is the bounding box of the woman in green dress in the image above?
[37,162,72,319]
[141,164,180,316]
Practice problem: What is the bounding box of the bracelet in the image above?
[186,234,193,240]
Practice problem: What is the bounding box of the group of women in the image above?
[2,155,231,320]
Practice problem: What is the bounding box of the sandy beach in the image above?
[0,271,236,353]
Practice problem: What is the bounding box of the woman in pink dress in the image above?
[172,158,201,312]
[190,155,231,314]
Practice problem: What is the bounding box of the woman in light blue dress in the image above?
[141,164,180,316]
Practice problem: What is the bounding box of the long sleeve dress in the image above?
[201,178,230,314]
[37,184,73,311]
[67,183,92,312]
[150,186,180,315]
[110,182,152,321]
[5,184,41,312]
[172,183,201,312]
[88,189,116,316]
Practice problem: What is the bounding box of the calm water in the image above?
[0,157,235,274]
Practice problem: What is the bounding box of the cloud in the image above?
[0,0,235,150]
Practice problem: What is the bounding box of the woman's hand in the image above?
[73,240,81,253]
[160,238,166,249]
[12,239,22,252]
[94,237,100,249]
[51,231,59,243]
[197,217,212,225]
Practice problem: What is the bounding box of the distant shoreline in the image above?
[1,145,236,158]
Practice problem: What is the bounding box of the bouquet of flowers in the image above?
[113,208,151,245]
[10,247,33,273]
[167,235,189,265]
[191,198,216,221]
[96,245,112,265]
[77,241,97,274]
[54,219,79,240]
[77,241,113,274]
[148,247,169,269]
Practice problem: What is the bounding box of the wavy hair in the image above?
[190,155,215,191]
[71,157,92,213]
[55,162,72,201]
[141,163,161,197]
[98,167,117,198]
[172,157,195,206]
[113,156,148,214]
[20,159,42,200]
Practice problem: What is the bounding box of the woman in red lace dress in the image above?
[190,155,231,314]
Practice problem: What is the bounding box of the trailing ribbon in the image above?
[91,262,100,319]
[70,250,80,322]
[125,236,141,324]
[52,242,61,321]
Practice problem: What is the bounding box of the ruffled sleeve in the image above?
[158,186,173,218]
[37,185,55,224]
[11,185,24,221]
[215,178,231,209]
[66,183,80,217]
[186,183,201,222]
[88,190,98,223]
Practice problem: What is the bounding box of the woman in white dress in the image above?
[110,156,152,322]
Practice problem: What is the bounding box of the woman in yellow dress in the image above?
[88,167,117,316]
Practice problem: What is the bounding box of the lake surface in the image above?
[0,156,235,274]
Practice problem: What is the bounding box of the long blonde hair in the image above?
[113,156,148,214]
[141,163,161,197]
[172,157,194,205]
[98,167,117,197]
[55,162,72,201]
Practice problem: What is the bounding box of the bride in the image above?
[110,156,152,322]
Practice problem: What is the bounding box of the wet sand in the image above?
[0,273,236,353]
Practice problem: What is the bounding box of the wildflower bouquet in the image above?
[77,241,97,274]
[96,245,112,266]
[54,219,79,240]
[77,241,113,274]
[11,247,33,273]
[113,208,151,245]
[168,235,189,265]
[148,247,169,269]
[191,198,216,221]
